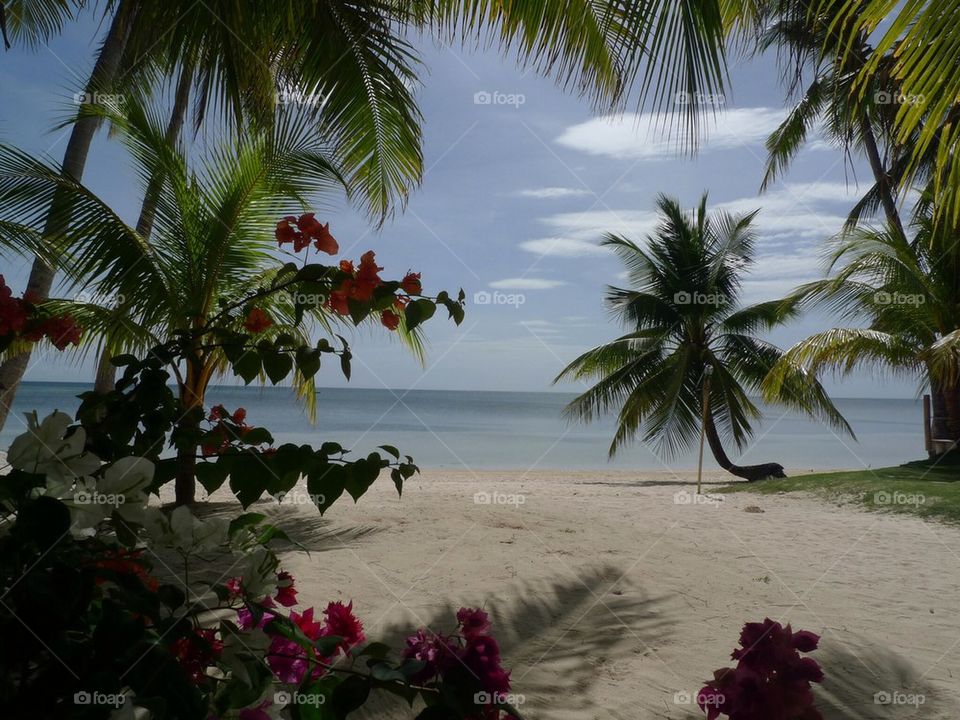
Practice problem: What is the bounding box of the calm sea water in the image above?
[3,382,926,472]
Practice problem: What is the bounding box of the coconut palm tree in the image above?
[763,201,960,448]
[755,0,923,237]
[777,0,960,228]
[556,193,851,481]
[0,97,356,503]
[0,0,738,429]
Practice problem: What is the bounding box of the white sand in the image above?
[201,469,960,719]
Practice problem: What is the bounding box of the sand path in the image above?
[205,469,960,719]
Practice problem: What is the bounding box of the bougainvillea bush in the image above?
[698,618,824,720]
[0,218,524,718]
[0,415,520,718]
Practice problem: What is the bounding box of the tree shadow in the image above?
[813,635,959,719]
[192,500,384,552]
[577,479,734,489]
[354,565,675,719]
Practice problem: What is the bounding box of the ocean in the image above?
[2,382,926,472]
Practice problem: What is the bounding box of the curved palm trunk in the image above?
[703,410,787,482]
[94,63,194,394]
[0,6,132,431]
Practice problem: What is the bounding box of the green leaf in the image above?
[390,468,403,497]
[344,458,379,502]
[378,444,399,459]
[404,298,436,331]
[110,353,138,367]
[240,427,274,446]
[331,675,370,718]
[229,456,266,508]
[263,350,293,384]
[307,462,346,515]
[196,458,232,494]
[296,347,322,380]
[232,350,261,384]
[340,350,352,381]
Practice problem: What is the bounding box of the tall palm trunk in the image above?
[0,6,131,431]
[703,410,787,482]
[859,113,907,240]
[94,63,194,393]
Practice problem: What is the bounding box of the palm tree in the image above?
[763,201,960,448]
[556,194,851,481]
[0,0,738,429]
[756,0,920,237]
[0,98,353,503]
[773,0,960,228]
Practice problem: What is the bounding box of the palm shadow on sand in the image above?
[813,635,958,720]
[354,565,675,719]
[194,499,385,552]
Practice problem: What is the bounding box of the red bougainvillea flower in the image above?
[699,618,823,720]
[321,600,365,652]
[0,276,28,336]
[457,607,492,639]
[232,407,247,424]
[380,309,400,331]
[244,307,273,334]
[274,571,298,607]
[27,315,82,350]
[266,607,330,683]
[349,250,382,301]
[401,271,422,295]
[328,290,350,315]
[312,222,338,255]
[339,259,354,273]
[91,549,158,592]
[275,216,298,245]
[170,628,223,685]
[276,213,338,255]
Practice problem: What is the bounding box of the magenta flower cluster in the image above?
[698,618,824,720]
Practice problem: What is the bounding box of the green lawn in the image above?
[720,452,960,525]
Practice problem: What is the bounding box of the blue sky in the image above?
[0,12,917,398]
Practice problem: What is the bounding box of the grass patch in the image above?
[720,451,960,525]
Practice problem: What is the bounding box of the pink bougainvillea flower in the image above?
[403,629,456,682]
[238,700,275,720]
[460,634,511,695]
[457,607,492,639]
[321,601,365,652]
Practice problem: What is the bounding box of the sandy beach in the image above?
[185,469,960,719]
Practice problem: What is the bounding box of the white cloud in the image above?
[556,108,788,160]
[488,277,567,290]
[517,187,592,199]
[518,237,610,258]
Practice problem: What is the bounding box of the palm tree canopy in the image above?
[557,193,851,459]
[0,95,393,411]
[6,1,744,218]
[763,205,960,392]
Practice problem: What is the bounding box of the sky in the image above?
[0,11,918,398]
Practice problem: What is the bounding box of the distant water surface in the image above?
[4,382,927,472]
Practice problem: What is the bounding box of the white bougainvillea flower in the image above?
[8,411,100,484]
[146,505,230,555]
[220,627,271,686]
[238,547,278,600]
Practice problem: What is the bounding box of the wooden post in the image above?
[923,394,932,457]
[696,366,713,495]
